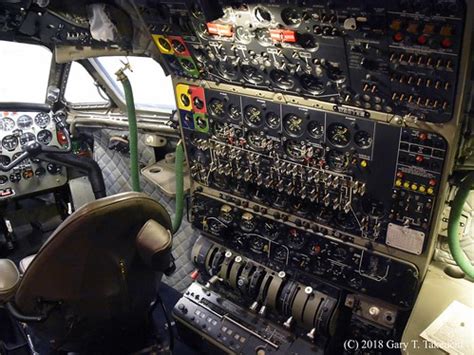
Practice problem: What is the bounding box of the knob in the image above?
[177,303,188,314]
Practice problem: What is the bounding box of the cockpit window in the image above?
[93,56,176,112]
[64,62,109,106]
[0,40,52,104]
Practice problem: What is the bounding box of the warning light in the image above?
[393,32,404,42]
[441,38,453,49]
[360,160,368,168]
[429,179,437,186]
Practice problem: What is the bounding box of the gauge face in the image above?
[284,140,306,160]
[0,117,15,131]
[327,123,351,147]
[208,99,225,117]
[354,130,373,149]
[270,70,295,90]
[326,150,349,172]
[247,131,266,151]
[255,28,272,46]
[0,175,8,184]
[17,115,33,129]
[212,121,228,141]
[235,26,252,44]
[0,155,11,166]
[171,39,186,54]
[241,65,264,84]
[283,113,304,137]
[35,113,50,128]
[254,6,272,23]
[228,104,241,121]
[20,132,36,146]
[37,130,53,145]
[244,105,263,126]
[180,58,196,71]
[265,112,280,129]
[2,135,19,151]
[217,61,239,80]
[281,7,303,26]
[307,121,324,139]
[300,74,325,95]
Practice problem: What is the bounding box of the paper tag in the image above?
[420,301,474,355]
[386,223,425,255]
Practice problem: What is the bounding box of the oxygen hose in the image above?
[116,63,185,234]
[116,67,141,192]
[173,141,184,234]
[448,171,474,279]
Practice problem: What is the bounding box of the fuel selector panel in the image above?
[0,111,68,199]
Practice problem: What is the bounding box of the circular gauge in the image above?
[300,74,325,95]
[281,7,303,26]
[35,113,50,128]
[180,58,196,72]
[270,70,295,90]
[47,163,62,175]
[284,140,306,161]
[0,117,15,131]
[241,65,264,85]
[354,130,373,149]
[235,26,252,44]
[208,98,225,117]
[171,39,186,54]
[20,132,36,145]
[247,131,266,151]
[283,113,304,137]
[254,6,272,23]
[228,104,241,121]
[255,28,272,46]
[17,115,33,129]
[2,135,19,151]
[157,37,172,52]
[244,105,263,127]
[217,61,239,80]
[0,155,11,166]
[0,175,8,184]
[265,112,280,129]
[326,150,350,172]
[307,121,324,139]
[212,121,228,141]
[327,123,351,147]
[298,33,318,50]
[37,130,53,145]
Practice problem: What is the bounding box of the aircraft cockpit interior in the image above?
[0,0,472,354]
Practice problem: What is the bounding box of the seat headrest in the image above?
[136,219,172,271]
[0,259,20,302]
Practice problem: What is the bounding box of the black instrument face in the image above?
[151,0,466,123]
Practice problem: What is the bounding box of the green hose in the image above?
[448,172,474,279]
[118,76,141,192]
[173,142,185,234]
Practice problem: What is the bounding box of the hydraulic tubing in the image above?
[448,172,474,279]
[116,69,141,192]
[173,141,184,234]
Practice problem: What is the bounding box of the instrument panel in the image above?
[144,0,470,352]
[0,111,67,199]
[149,0,466,123]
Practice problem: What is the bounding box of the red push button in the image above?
[429,179,437,186]
[393,32,404,42]
[441,38,453,48]
[419,133,428,141]
[416,155,424,163]
[417,35,427,45]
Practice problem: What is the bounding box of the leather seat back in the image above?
[14,192,172,351]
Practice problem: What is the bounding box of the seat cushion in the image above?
[19,255,36,274]
[0,259,20,302]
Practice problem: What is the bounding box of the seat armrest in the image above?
[136,219,173,272]
[0,259,20,302]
